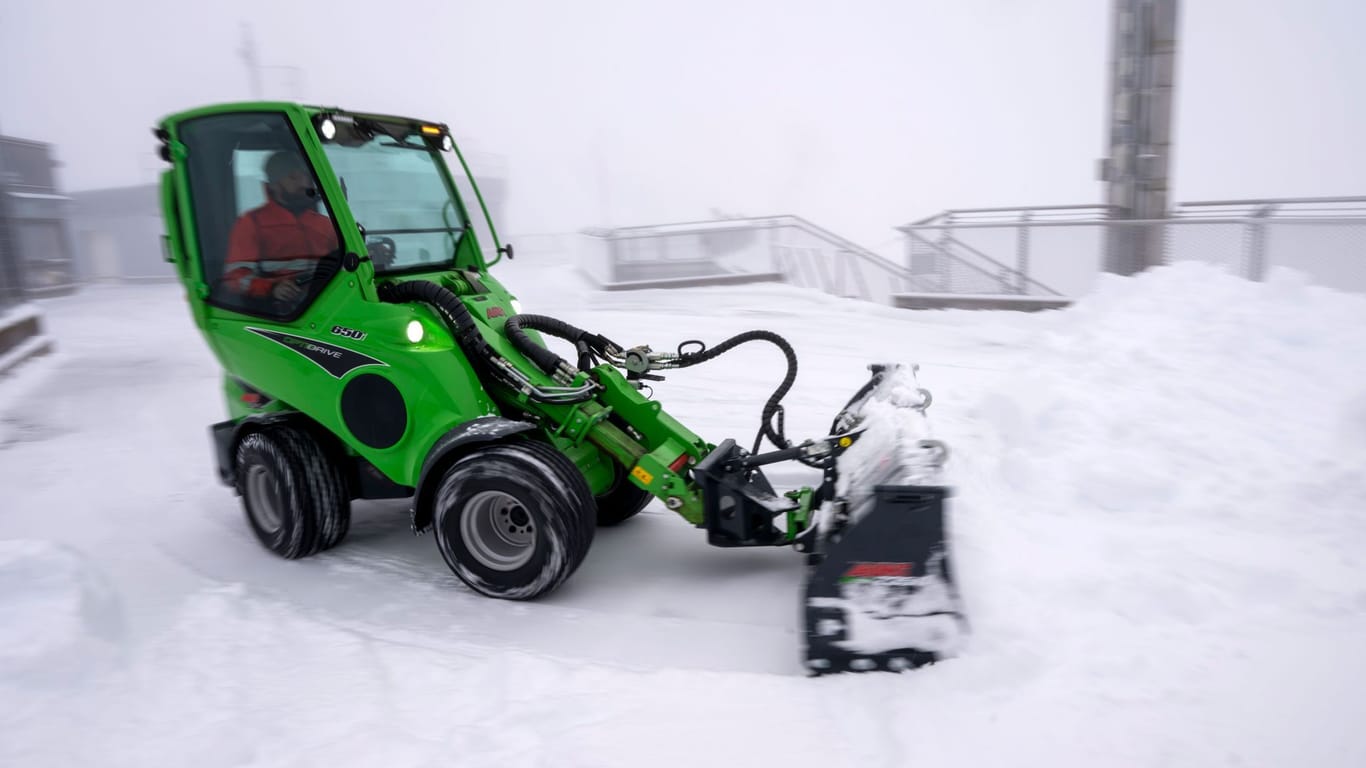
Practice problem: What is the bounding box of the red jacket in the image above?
[223,200,339,298]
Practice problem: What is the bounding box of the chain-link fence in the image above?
[901,198,1366,297]
[1170,199,1366,291]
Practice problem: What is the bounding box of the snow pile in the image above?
[3,265,1366,766]
[942,262,1366,767]
[969,261,1366,528]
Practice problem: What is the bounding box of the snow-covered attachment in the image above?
[803,364,967,675]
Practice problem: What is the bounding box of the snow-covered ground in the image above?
[2,259,1365,767]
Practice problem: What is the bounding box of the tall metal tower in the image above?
[1101,0,1179,275]
[239,23,263,100]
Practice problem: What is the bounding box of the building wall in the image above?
[0,136,78,297]
[69,184,171,283]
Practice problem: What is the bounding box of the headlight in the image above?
[406,320,425,344]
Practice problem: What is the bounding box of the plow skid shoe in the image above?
[803,485,965,674]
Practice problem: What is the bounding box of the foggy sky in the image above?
[2,0,1364,252]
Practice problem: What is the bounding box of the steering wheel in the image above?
[367,236,397,269]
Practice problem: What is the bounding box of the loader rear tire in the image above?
[594,463,652,526]
[432,441,595,600]
[235,424,351,559]
[274,426,351,552]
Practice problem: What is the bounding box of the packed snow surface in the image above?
[2,260,1365,766]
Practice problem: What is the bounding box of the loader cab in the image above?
[160,104,486,323]
[172,112,342,320]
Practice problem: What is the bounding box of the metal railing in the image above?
[898,206,1106,297]
[1171,197,1366,284]
[578,215,937,304]
[899,197,1366,296]
[571,196,1366,305]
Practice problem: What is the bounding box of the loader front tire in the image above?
[235,424,351,559]
[432,441,595,600]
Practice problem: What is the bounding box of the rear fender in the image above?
[410,417,537,532]
[210,412,322,488]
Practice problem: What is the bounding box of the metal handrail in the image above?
[1176,196,1366,208]
[942,234,1064,296]
[590,214,941,297]
[905,230,1063,297]
[910,204,1116,227]
[765,216,939,293]
[905,216,1366,230]
[599,214,920,279]
[778,216,910,274]
[909,197,1366,228]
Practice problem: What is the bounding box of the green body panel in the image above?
[211,294,501,487]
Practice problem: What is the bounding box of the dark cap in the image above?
[264,151,308,183]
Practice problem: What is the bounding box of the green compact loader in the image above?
[154,102,966,673]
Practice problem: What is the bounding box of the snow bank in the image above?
[943,262,1366,767]
[4,264,1366,767]
[969,261,1366,530]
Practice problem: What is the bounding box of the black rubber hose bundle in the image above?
[673,330,798,454]
[377,280,490,360]
[503,314,621,376]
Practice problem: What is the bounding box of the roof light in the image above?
[441,135,453,152]
[318,116,337,140]
[420,125,442,135]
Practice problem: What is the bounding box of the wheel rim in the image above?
[245,464,284,533]
[460,490,536,571]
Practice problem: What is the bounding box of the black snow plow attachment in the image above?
[802,364,968,675]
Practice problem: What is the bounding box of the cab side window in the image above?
[179,113,342,319]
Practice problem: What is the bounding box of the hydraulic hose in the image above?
[672,330,798,454]
[377,280,490,360]
[377,282,598,404]
[502,314,620,378]
[380,284,796,450]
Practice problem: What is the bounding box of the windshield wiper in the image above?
[378,141,431,151]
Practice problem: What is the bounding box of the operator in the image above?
[222,150,339,305]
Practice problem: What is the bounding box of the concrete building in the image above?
[0,135,79,298]
[69,183,172,283]
[0,135,67,373]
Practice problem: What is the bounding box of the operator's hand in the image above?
[271,279,304,302]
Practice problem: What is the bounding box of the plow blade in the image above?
[803,485,965,674]
[802,364,967,675]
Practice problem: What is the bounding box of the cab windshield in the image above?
[321,119,466,273]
